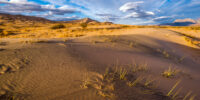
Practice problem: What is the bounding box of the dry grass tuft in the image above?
[162,66,178,78]
[132,63,149,73]
[167,80,181,97]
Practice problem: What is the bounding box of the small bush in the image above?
[0,29,15,37]
[51,24,65,29]
[121,25,129,28]
[80,23,88,29]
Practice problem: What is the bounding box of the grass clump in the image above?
[162,66,178,78]
[144,78,155,87]
[156,49,170,58]
[80,23,88,29]
[129,42,134,48]
[167,80,181,97]
[127,77,143,87]
[51,24,65,29]
[132,63,148,73]
[119,68,127,80]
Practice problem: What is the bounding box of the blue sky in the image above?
[0,0,200,25]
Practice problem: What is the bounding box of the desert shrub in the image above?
[80,23,88,29]
[0,22,4,26]
[121,25,129,28]
[0,29,3,33]
[0,29,15,37]
[190,27,200,30]
[51,24,65,29]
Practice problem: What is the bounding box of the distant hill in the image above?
[0,13,113,25]
[102,22,113,25]
[0,13,102,24]
[0,13,53,23]
[63,18,100,24]
[160,18,200,26]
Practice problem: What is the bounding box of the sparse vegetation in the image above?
[0,29,15,37]
[51,24,66,29]
[80,64,179,99]
[157,49,170,58]
[183,91,193,100]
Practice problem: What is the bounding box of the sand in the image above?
[0,28,200,100]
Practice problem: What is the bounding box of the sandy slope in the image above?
[0,28,200,100]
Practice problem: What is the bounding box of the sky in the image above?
[0,0,200,25]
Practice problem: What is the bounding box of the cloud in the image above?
[0,0,35,4]
[119,2,155,19]
[10,0,28,4]
[0,0,78,16]
[96,14,121,21]
[124,11,154,19]
[119,1,144,12]
[46,15,81,21]
[153,16,173,22]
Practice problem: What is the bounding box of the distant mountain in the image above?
[63,18,99,24]
[0,13,112,25]
[102,21,113,25]
[174,18,196,23]
[160,18,200,26]
[0,13,101,24]
[0,13,52,23]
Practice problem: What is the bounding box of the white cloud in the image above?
[124,11,154,19]
[119,1,144,12]
[0,0,8,2]
[48,15,81,21]
[41,5,55,9]
[10,0,27,3]
[96,13,121,21]
[0,0,35,4]
[146,11,154,15]
[119,2,155,19]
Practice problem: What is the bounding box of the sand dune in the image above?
[0,28,200,100]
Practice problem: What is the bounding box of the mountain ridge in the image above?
[160,18,200,26]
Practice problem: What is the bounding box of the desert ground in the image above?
[0,15,200,100]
